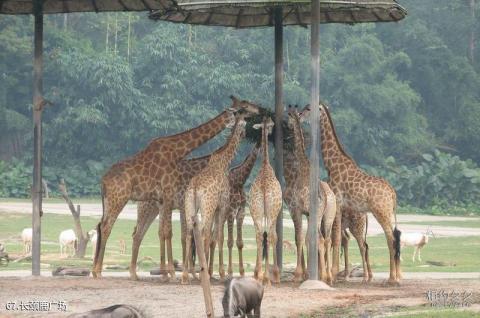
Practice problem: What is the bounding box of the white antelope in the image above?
[21,228,32,255]
[59,229,78,258]
[400,228,434,262]
[88,229,98,259]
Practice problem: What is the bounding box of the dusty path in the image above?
[0,270,478,280]
[1,202,479,237]
[0,275,478,318]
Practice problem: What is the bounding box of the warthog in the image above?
[68,304,143,318]
[222,277,264,318]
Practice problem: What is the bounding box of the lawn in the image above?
[0,212,479,273]
[400,220,480,228]
[302,307,479,318]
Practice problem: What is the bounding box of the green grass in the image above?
[387,309,480,318]
[0,197,102,203]
[0,212,479,272]
[301,307,479,318]
[400,220,480,228]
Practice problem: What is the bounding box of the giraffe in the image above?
[93,96,260,278]
[341,207,372,283]
[213,140,261,279]
[301,103,401,285]
[248,117,283,285]
[182,115,248,284]
[286,107,337,284]
[129,154,210,280]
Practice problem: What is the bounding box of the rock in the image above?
[299,280,335,290]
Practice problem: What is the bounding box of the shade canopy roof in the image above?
[149,0,407,28]
[0,0,165,14]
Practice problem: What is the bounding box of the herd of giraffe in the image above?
[92,96,402,286]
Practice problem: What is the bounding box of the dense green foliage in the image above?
[0,1,479,212]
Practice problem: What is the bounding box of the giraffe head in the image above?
[288,103,316,122]
[229,95,261,118]
[287,105,306,129]
[252,116,274,135]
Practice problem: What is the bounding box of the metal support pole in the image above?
[273,6,284,273]
[307,0,321,280]
[32,0,43,276]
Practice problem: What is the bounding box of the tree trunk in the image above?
[106,15,110,54]
[127,13,132,60]
[59,179,88,258]
[63,14,67,31]
[114,13,118,55]
[470,0,476,65]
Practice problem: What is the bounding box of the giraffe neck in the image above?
[209,121,244,172]
[230,142,260,186]
[291,118,308,164]
[320,106,357,173]
[147,110,231,159]
[261,125,270,167]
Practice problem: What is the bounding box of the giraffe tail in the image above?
[393,201,401,261]
[262,231,268,260]
[191,236,196,266]
[94,183,105,266]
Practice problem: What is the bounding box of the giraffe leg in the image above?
[366,243,373,282]
[162,200,176,279]
[291,211,304,282]
[202,215,214,279]
[158,210,168,280]
[356,237,369,284]
[254,230,263,282]
[378,221,398,286]
[130,206,158,280]
[217,211,227,280]
[263,230,271,287]
[180,209,187,270]
[271,226,280,284]
[227,212,235,277]
[331,206,342,282]
[236,206,246,277]
[317,233,327,283]
[182,228,192,285]
[412,247,417,263]
[208,216,217,278]
[93,198,127,278]
[325,236,333,286]
[341,231,350,281]
[349,217,369,283]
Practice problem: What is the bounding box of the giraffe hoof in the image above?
[181,275,190,285]
[384,278,400,287]
[293,272,304,283]
[92,271,102,279]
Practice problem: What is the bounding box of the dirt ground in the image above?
[0,275,479,318]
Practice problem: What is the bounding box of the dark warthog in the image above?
[68,304,143,318]
[222,277,264,318]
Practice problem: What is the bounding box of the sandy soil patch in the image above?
[0,276,479,318]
